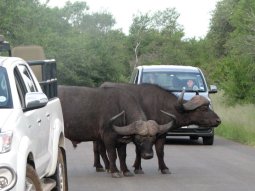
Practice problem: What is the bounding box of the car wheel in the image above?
[51,148,68,191]
[25,164,42,191]
[203,135,214,145]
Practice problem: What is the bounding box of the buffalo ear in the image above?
[175,104,185,113]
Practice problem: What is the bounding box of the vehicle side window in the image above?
[17,65,37,93]
[14,67,26,108]
[0,67,13,108]
[142,73,158,84]
[0,72,8,104]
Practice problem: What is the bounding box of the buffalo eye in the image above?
[198,106,209,112]
[134,135,142,144]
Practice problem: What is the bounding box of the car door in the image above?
[14,64,51,175]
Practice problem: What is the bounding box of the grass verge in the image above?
[211,91,255,146]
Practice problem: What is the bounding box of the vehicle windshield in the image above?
[141,71,207,92]
[0,67,13,108]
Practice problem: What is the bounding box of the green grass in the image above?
[211,91,255,146]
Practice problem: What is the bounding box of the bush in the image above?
[211,91,255,146]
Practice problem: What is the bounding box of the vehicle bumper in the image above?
[167,126,214,137]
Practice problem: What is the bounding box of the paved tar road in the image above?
[65,136,255,191]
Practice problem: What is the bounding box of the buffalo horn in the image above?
[183,96,210,111]
[113,123,136,135]
[113,120,150,136]
[158,120,174,134]
[177,89,185,106]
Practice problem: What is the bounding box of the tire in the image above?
[25,164,42,191]
[203,135,214,145]
[51,148,68,191]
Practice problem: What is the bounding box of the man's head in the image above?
[187,79,194,88]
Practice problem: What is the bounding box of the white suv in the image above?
[130,65,218,145]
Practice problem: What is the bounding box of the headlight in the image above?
[0,166,17,191]
[0,131,13,153]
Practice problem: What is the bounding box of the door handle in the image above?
[37,119,42,124]
[46,113,50,118]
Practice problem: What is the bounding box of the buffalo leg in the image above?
[98,141,110,172]
[104,143,121,178]
[155,136,171,174]
[117,144,134,177]
[133,144,144,174]
[93,141,104,172]
[93,140,110,172]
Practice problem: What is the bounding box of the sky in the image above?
[46,0,220,39]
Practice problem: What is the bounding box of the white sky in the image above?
[46,0,220,39]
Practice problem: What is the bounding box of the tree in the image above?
[226,0,255,58]
[0,0,131,86]
[207,0,255,104]
[56,4,130,86]
[206,0,237,58]
[129,8,185,68]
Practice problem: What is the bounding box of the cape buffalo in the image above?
[95,82,221,174]
[58,85,174,177]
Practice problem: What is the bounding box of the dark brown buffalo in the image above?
[95,82,221,174]
[58,85,174,177]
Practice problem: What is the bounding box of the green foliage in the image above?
[129,8,185,67]
[226,0,255,58]
[0,0,254,105]
[207,0,255,105]
[207,0,237,57]
[216,123,255,146]
[0,0,131,86]
[55,30,131,86]
[221,56,255,104]
[212,92,255,146]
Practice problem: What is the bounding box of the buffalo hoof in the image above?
[134,169,144,174]
[161,169,171,174]
[96,167,105,172]
[123,171,134,177]
[111,172,122,178]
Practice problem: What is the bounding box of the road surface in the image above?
[65,136,255,191]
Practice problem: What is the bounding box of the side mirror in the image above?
[209,85,218,94]
[25,92,48,110]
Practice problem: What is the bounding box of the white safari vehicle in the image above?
[130,65,218,145]
[0,35,67,190]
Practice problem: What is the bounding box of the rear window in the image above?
[141,71,207,92]
[0,67,13,108]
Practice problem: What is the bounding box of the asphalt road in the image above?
[65,136,255,191]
